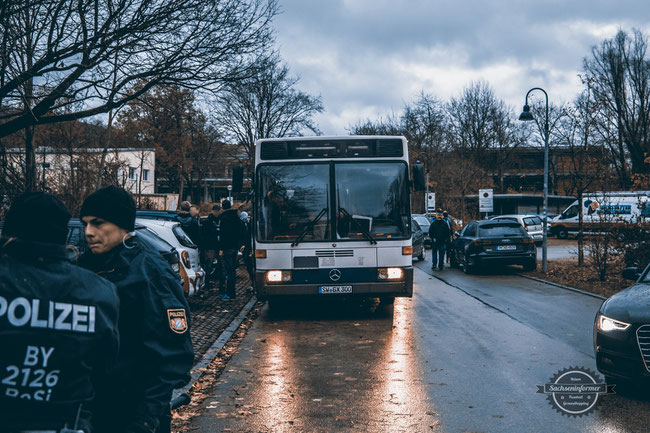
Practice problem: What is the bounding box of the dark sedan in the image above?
[449,220,537,273]
[411,218,426,261]
[594,263,650,384]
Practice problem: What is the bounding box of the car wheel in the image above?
[522,260,537,272]
[556,227,569,239]
[418,246,426,261]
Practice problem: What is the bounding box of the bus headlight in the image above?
[597,314,630,332]
[378,267,404,280]
[266,270,292,283]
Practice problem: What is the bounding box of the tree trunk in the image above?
[577,190,584,266]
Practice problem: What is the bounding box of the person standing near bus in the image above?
[78,185,193,433]
[217,199,246,300]
[0,192,119,433]
[429,213,451,271]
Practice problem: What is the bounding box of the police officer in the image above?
[0,192,120,433]
[78,186,193,433]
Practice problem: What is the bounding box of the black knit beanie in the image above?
[3,191,71,244]
[80,185,136,231]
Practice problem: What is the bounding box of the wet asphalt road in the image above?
[190,258,650,433]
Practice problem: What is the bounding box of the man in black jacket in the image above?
[175,201,201,247]
[201,204,222,285]
[428,213,451,271]
[0,192,120,433]
[79,186,193,433]
[217,199,246,300]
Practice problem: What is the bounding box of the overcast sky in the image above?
[273,0,650,135]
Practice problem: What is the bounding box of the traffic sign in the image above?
[479,189,493,213]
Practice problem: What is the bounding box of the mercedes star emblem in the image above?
[329,269,342,281]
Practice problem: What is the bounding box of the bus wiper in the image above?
[291,208,328,247]
[339,207,377,245]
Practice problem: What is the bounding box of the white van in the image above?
[551,191,650,238]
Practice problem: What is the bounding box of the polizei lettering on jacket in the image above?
[0,296,95,333]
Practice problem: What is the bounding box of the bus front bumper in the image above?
[255,267,413,300]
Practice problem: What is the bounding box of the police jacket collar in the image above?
[1,237,75,262]
[79,236,141,274]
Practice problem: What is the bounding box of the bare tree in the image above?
[0,0,278,190]
[213,55,324,168]
[583,28,650,186]
[446,81,524,192]
[555,86,607,265]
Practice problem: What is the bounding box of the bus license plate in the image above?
[319,285,352,294]
[497,245,517,251]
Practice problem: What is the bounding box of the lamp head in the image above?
[519,104,534,121]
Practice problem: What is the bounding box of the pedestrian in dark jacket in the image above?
[217,200,246,299]
[429,213,451,271]
[175,201,201,247]
[0,192,120,433]
[78,186,193,433]
[201,204,223,285]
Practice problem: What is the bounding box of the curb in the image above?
[172,296,258,404]
[517,273,606,300]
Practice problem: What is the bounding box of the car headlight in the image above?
[378,267,404,280]
[597,314,631,332]
[266,270,292,283]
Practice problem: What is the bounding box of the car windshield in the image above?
[414,216,430,226]
[335,162,409,240]
[256,161,410,242]
[136,226,174,252]
[523,216,542,226]
[479,224,527,237]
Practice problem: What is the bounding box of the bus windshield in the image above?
[335,162,409,240]
[256,161,409,242]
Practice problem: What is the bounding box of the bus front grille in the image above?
[316,249,354,258]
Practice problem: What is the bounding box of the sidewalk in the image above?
[186,267,254,364]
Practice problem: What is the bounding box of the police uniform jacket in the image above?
[0,239,120,431]
[79,236,193,431]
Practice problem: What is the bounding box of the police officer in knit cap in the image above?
[0,192,120,433]
[78,186,193,433]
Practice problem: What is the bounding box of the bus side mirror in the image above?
[412,164,425,191]
[232,166,244,194]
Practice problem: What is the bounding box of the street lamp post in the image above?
[519,87,549,273]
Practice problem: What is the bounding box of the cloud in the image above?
[274,0,650,134]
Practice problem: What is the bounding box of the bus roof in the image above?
[255,135,408,162]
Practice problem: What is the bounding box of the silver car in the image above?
[490,214,543,245]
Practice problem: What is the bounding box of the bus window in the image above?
[256,164,330,242]
[335,162,409,240]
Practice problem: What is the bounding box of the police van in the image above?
[550,191,650,238]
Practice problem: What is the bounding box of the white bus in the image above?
[252,136,423,305]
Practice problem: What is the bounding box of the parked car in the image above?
[490,214,544,245]
[66,219,184,286]
[136,210,179,221]
[449,220,537,273]
[411,218,426,261]
[412,214,431,247]
[594,262,650,384]
[136,218,205,296]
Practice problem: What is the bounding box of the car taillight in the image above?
[473,239,493,246]
[181,250,191,268]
